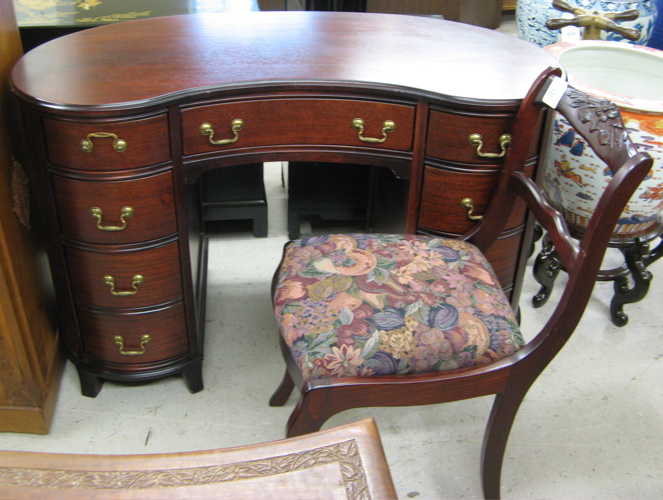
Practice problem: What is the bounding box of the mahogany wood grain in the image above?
[418,166,500,233]
[77,303,189,366]
[65,241,182,309]
[11,12,559,111]
[52,170,177,244]
[426,110,516,164]
[43,114,170,170]
[181,97,415,155]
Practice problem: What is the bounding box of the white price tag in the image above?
[542,77,568,109]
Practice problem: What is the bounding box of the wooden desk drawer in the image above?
[418,166,529,234]
[78,303,188,365]
[483,233,525,292]
[181,98,415,155]
[66,241,182,309]
[426,110,515,164]
[43,114,170,170]
[53,171,177,244]
[418,166,499,234]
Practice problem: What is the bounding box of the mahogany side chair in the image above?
[268,67,654,499]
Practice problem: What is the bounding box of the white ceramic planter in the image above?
[542,41,663,236]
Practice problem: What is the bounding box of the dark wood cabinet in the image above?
[10,12,558,395]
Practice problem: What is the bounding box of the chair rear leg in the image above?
[269,369,295,406]
[481,386,530,500]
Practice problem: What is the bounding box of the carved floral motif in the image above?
[565,88,624,149]
[0,440,373,499]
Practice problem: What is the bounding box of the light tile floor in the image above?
[3,16,662,500]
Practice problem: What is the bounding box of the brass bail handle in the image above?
[545,0,641,41]
[103,274,144,296]
[80,132,128,153]
[352,118,396,143]
[461,198,484,221]
[468,133,511,158]
[114,334,152,356]
[90,206,134,231]
[200,119,244,145]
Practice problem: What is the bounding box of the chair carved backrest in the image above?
[466,69,651,304]
[505,72,653,350]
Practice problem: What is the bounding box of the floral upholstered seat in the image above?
[273,233,524,383]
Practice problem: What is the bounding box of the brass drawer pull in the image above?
[80,132,128,153]
[90,206,134,231]
[461,198,484,221]
[114,334,151,356]
[352,118,395,144]
[103,274,144,296]
[468,133,511,158]
[200,119,244,145]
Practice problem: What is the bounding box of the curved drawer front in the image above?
[43,114,170,170]
[53,171,177,244]
[78,303,188,365]
[181,98,415,155]
[66,241,182,309]
[483,233,524,292]
[426,110,515,164]
[418,166,500,234]
[418,166,529,234]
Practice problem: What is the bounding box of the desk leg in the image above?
[182,359,204,394]
[76,367,104,398]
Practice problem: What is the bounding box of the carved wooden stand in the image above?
[533,225,663,326]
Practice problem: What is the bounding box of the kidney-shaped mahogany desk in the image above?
[10,11,559,396]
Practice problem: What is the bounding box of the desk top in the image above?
[11,11,559,112]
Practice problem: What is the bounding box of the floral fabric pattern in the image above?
[273,234,525,383]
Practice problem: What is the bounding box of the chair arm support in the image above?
[508,171,579,271]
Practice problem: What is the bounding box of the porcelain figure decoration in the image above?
[542,41,663,236]
[516,0,658,47]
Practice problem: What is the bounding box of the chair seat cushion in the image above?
[273,234,524,383]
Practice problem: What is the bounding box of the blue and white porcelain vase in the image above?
[516,0,658,47]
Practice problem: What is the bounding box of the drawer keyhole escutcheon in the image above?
[468,133,511,158]
[352,118,395,143]
[200,119,244,145]
[80,132,128,153]
[90,206,133,231]
[114,334,151,356]
[104,274,144,296]
[461,198,484,221]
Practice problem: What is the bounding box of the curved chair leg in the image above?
[286,388,334,438]
[269,369,295,406]
[532,232,561,308]
[611,237,653,327]
[481,384,531,500]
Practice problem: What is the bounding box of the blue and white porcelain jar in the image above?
[516,0,658,47]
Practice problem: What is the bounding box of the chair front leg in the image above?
[286,386,335,438]
[481,383,532,500]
